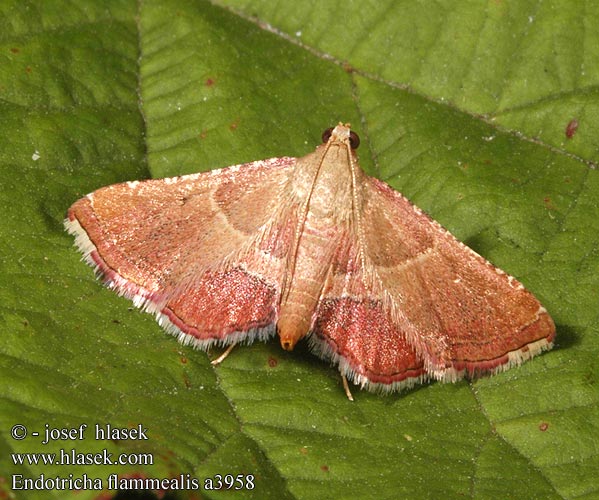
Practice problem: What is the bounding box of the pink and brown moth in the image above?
[65,123,555,399]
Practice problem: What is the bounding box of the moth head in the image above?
[322,123,360,150]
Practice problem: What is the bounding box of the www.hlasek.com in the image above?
[10,423,255,492]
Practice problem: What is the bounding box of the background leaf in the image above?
[1,1,597,499]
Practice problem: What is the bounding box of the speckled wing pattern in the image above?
[309,175,555,393]
[66,157,297,349]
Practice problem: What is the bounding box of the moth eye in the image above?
[321,127,334,143]
[349,131,360,149]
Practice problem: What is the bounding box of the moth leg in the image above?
[342,374,354,402]
[211,344,236,366]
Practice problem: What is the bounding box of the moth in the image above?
[65,123,555,398]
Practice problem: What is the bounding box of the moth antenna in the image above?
[345,135,369,281]
[281,140,333,302]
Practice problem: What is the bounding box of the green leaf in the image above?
[1,1,597,499]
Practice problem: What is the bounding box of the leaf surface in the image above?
[1,1,597,499]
